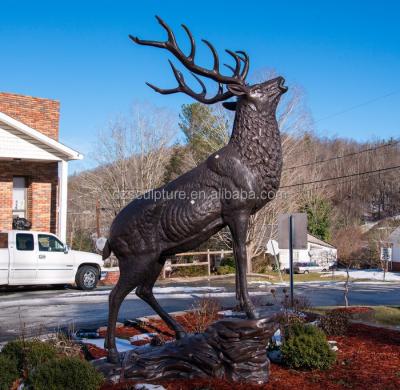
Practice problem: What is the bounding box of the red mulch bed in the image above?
[332,306,374,314]
[97,313,400,390]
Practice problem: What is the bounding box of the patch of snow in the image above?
[248,281,272,287]
[325,269,400,282]
[152,286,225,294]
[129,333,157,342]
[81,337,136,352]
[217,310,244,317]
[134,385,166,390]
[272,329,282,346]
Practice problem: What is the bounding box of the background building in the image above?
[0,92,82,241]
[267,234,337,270]
[387,227,400,271]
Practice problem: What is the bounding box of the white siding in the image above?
[277,242,337,269]
[0,124,64,161]
[392,245,400,263]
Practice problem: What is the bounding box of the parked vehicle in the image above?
[293,262,328,274]
[0,230,105,290]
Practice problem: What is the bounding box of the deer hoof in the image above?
[244,302,257,319]
[107,349,120,364]
[176,331,187,339]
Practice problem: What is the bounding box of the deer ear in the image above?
[222,101,237,111]
[227,84,249,96]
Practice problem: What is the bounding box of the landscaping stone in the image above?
[328,340,339,352]
[267,349,283,364]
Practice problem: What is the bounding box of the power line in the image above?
[284,167,390,197]
[283,139,400,171]
[280,164,400,189]
[315,89,400,123]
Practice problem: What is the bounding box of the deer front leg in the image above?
[226,212,256,319]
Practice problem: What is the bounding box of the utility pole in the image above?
[288,215,294,307]
[96,199,100,238]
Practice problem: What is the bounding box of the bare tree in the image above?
[68,103,175,243]
[332,226,364,306]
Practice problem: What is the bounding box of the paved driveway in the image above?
[0,278,399,342]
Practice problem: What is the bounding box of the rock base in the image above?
[93,315,278,384]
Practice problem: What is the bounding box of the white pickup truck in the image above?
[0,230,104,290]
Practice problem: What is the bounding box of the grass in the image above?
[252,271,347,283]
[311,305,400,327]
[372,306,400,326]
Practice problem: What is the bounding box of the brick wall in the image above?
[0,179,12,231]
[0,161,58,232]
[392,262,400,272]
[99,270,120,286]
[0,92,60,140]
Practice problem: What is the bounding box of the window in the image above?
[16,234,34,251]
[13,177,27,218]
[38,234,64,252]
[0,233,8,249]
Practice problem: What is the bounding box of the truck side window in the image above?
[38,234,64,252]
[16,233,34,251]
[0,233,8,249]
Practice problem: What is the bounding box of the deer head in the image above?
[130,16,287,113]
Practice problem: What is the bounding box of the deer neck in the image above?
[229,102,282,176]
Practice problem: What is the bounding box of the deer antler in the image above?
[129,16,250,104]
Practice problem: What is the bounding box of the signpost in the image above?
[278,213,308,307]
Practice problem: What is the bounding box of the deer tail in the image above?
[102,239,112,260]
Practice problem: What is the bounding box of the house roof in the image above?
[0,111,83,161]
[388,226,400,244]
[307,233,336,249]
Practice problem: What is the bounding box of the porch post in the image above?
[58,160,68,242]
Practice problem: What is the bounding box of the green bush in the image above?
[1,339,57,372]
[281,323,336,370]
[28,356,103,390]
[216,265,235,275]
[220,256,235,268]
[0,354,19,390]
[320,311,349,336]
[172,265,208,277]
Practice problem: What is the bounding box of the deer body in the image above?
[104,17,286,363]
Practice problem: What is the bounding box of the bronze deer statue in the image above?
[103,16,287,363]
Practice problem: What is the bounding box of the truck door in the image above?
[0,232,9,284]
[10,232,38,284]
[36,234,74,284]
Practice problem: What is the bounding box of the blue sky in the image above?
[1,1,399,173]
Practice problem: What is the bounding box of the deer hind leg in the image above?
[226,211,256,319]
[136,258,187,339]
[106,275,139,363]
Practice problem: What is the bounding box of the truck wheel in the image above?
[76,266,99,290]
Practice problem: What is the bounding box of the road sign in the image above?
[278,213,308,249]
[277,213,308,308]
[96,237,107,252]
[380,247,392,261]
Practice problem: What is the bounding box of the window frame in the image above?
[38,234,65,253]
[12,176,28,219]
[16,233,34,251]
